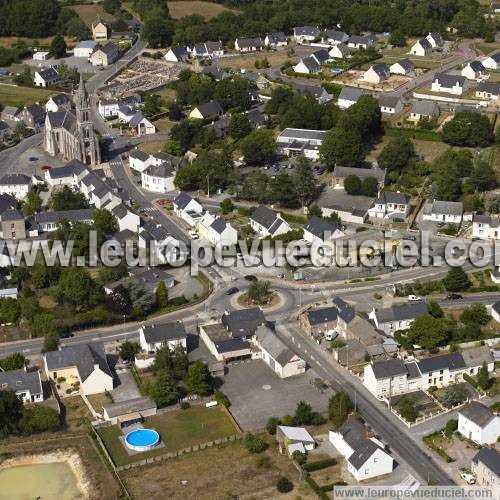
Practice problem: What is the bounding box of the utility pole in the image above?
[207,174,210,198]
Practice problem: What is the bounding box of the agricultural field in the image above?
[69,4,115,27]
[221,51,296,71]
[0,83,53,107]
[167,1,238,20]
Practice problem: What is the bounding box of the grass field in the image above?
[221,52,296,71]
[98,406,239,466]
[69,4,115,27]
[122,439,313,499]
[167,1,237,19]
[138,140,167,154]
[153,117,175,134]
[0,83,53,107]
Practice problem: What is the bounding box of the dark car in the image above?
[403,234,417,241]
[59,332,74,339]
[446,293,463,300]
[225,287,239,295]
[244,275,257,282]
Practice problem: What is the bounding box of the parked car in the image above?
[59,332,74,339]
[459,471,475,485]
[408,295,422,302]
[446,293,463,300]
[403,234,416,241]
[225,287,239,295]
[244,275,257,282]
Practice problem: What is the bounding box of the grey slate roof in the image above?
[304,216,340,240]
[307,306,338,326]
[0,193,17,215]
[459,402,496,427]
[35,208,94,224]
[210,217,227,234]
[0,173,30,185]
[487,52,500,63]
[293,82,329,100]
[38,67,58,81]
[478,81,500,96]
[266,32,287,44]
[424,200,463,216]
[76,40,98,50]
[374,302,428,324]
[0,368,42,395]
[325,30,348,42]
[1,208,23,221]
[469,60,485,72]
[375,191,410,205]
[461,345,494,368]
[236,37,262,49]
[49,160,88,179]
[417,352,466,374]
[394,58,414,71]
[294,26,320,37]
[142,321,186,344]
[299,57,320,72]
[472,448,500,478]
[193,101,223,118]
[312,49,330,64]
[333,296,356,323]
[44,342,111,382]
[129,148,149,161]
[169,45,189,60]
[333,166,385,183]
[350,34,376,45]
[378,94,401,108]
[103,396,156,418]
[144,163,174,178]
[417,38,431,49]
[256,325,297,366]
[250,206,280,230]
[174,191,193,210]
[435,73,466,87]
[222,307,266,338]
[278,128,326,141]
[411,100,439,116]
[338,86,364,102]
[371,63,390,78]
[370,358,407,379]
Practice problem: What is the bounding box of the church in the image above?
[44,74,101,166]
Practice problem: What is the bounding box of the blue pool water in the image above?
[125,429,160,450]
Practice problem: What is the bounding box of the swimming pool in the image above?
[125,429,160,452]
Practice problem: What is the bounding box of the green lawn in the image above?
[98,406,239,466]
[0,83,53,107]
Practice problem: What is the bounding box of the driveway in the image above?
[27,55,97,74]
[111,368,141,402]
[217,359,333,431]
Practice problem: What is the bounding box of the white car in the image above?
[408,295,422,302]
[459,472,475,485]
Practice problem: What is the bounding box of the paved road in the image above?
[0,133,42,175]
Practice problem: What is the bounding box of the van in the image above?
[324,329,338,341]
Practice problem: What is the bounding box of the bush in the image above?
[463,373,478,389]
[303,458,338,472]
[444,419,458,437]
[180,401,190,410]
[276,477,294,493]
[292,450,306,465]
[255,455,270,469]
[213,390,230,407]
[266,416,280,435]
[243,433,268,453]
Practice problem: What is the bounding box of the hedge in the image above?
[303,458,338,472]
[384,126,443,142]
[305,477,329,500]
[463,373,478,388]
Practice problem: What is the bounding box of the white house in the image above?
[189,101,223,120]
[249,206,291,238]
[431,74,468,95]
[462,61,487,81]
[112,203,140,233]
[409,100,440,122]
[74,40,98,58]
[491,300,500,322]
[207,217,238,246]
[329,416,393,481]
[129,148,151,172]
[276,128,326,160]
[0,368,43,404]
[102,397,157,425]
[389,59,415,75]
[33,51,50,61]
[367,191,410,220]
[303,216,343,245]
[294,57,321,75]
[0,173,32,200]
[44,159,88,187]
[277,425,315,455]
[45,94,71,113]
[129,112,156,136]
[472,214,500,240]
[337,86,364,109]
[329,43,349,59]
[44,342,113,395]
[141,163,175,193]
[191,41,224,58]
[293,26,320,44]
[164,45,190,63]
[139,321,187,353]
[422,200,463,224]
[409,38,432,57]
[476,82,500,101]
[426,32,444,49]
[323,30,349,45]
[369,302,428,335]
[34,208,94,232]
[348,34,377,50]
[458,402,500,445]
[363,64,390,84]
[173,191,204,226]
[378,94,403,115]
[264,32,287,48]
[234,37,262,52]
[254,325,306,378]
[482,52,500,70]
[472,448,500,487]
[34,68,58,87]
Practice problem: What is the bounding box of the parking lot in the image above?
[217,359,333,430]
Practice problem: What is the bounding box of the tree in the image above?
[266,416,280,435]
[440,384,468,408]
[361,176,379,197]
[22,191,42,216]
[378,137,415,173]
[228,112,252,140]
[270,173,298,208]
[294,400,314,425]
[398,396,418,422]
[213,390,230,407]
[444,419,458,437]
[168,103,183,121]
[150,369,178,407]
[119,341,140,362]
[65,16,91,40]
[96,262,128,286]
[93,208,118,236]
[470,159,497,192]
[442,112,494,147]
[50,185,88,211]
[49,34,66,59]
[0,298,21,324]
[103,0,122,14]
[307,204,323,218]
[142,17,173,48]
[320,128,364,168]
[241,129,275,165]
[276,477,294,493]
[56,267,103,309]
[443,267,471,292]
[292,156,316,208]
[42,331,59,353]
[0,390,23,438]
[344,174,362,195]
[187,361,211,394]
[389,29,406,47]
[460,304,490,326]
[156,280,169,308]
[427,300,443,318]
[219,198,234,214]
[246,281,272,304]
[0,352,29,371]
[328,391,353,428]
[20,405,60,434]
[406,315,449,349]
[142,94,162,118]
[477,362,490,390]
[243,433,268,453]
